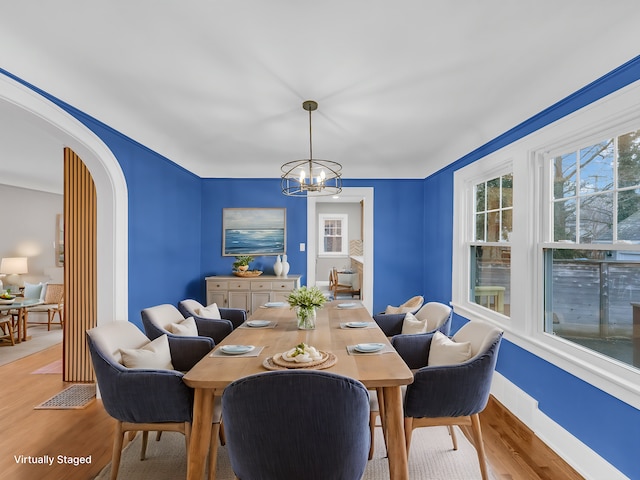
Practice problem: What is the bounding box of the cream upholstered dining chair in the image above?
[27,283,64,330]
[390,321,503,480]
[86,321,223,480]
[178,298,246,332]
[380,295,424,315]
[141,304,219,354]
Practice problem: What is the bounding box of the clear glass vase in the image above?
[296,306,317,330]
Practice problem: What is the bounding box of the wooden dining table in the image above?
[182,299,414,480]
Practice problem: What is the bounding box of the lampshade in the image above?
[0,257,28,275]
[281,100,342,197]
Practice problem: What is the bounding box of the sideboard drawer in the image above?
[228,281,249,290]
[251,281,272,291]
[272,280,296,291]
[207,281,228,290]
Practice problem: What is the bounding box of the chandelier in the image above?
[281,100,342,196]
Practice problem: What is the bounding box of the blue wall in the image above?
[422,55,640,479]
[200,177,426,314]
[5,54,640,476]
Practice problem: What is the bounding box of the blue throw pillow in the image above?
[24,282,44,300]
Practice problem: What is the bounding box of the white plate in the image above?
[354,343,385,353]
[264,302,286,308]
[345,322,369,328]
[247,320,270,327]
[220,345,255,355]
[337,303,357,308]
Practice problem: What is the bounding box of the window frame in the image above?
[318,213,349,257]
[453,159,514,322]
[452,80,640,410]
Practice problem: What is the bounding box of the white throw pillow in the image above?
[428,331,472,366]
[120,334,174,370]
[169,316,198,336]
[196,303,221,319]
[401,312,428,335]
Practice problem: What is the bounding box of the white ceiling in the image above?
[1,1,639,194]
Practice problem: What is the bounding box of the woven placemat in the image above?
[263,352,337,371]
[34,384,96,410]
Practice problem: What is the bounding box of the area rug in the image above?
[94,425,496,480]
[34,383,96,410]
[31,358,63,374]
[0,324,62,367]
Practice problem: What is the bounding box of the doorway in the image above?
[306,187,374,313]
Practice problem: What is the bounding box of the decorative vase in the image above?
[237,265,249,272]
[296,306,316,330]
[282,254,290,277]
[273,255,283,276]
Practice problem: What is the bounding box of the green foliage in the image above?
[286,286,326,309]
[232,255,254,268]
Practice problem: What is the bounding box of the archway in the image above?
[0,73,128,326]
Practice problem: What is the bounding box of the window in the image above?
[545,129,640,368]
[452,82,640,409]
[319,214,348,256]
[470,174,513,316]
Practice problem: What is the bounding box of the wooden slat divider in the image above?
[63,147,97,382]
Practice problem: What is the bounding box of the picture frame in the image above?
[222,208,286,256]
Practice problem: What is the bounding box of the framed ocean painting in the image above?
[222,208,286,256]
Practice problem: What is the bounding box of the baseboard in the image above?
[491,372,628,480]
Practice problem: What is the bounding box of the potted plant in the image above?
[233,255,254,272]
[286,286,327,329]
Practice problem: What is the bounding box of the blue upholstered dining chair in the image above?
[141,303,218,353]
[390,321,503,480]
[369,301,453,458]
[178,298,246,331]
[86,321,222,480]
[222,370,371,480]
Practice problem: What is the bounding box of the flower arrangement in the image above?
[286,286,326,329]
[286,286,326,310]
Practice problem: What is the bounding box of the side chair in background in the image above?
[28,283,64,330]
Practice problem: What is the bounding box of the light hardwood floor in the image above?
[1,343,584,480]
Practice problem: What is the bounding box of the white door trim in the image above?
[306,187,374,313]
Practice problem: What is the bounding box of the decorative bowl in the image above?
[233,270,263,277]
[0,296,16,305]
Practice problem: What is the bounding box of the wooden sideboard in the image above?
[205,274,301,316]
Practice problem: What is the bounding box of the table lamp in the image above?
[0,257,28,289]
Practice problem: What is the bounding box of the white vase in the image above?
[273,255,283,276]
[282,255,290,277]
